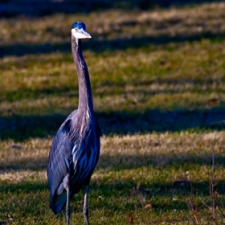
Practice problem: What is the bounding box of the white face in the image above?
[71,28,92,39]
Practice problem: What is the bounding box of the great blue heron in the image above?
[47,22,101,225]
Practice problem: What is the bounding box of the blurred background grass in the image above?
[1,0,225,140]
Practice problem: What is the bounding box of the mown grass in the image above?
[1,1,225,224]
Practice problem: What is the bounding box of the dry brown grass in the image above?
[1,131,225,183]
[0,2,225,44]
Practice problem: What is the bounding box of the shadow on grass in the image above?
[0,155,47,171]
[98,152,225,170]
[0,0,222,18]
[97,107,225,135]
[0,181,47,193]
[1,30,225,58]
[1,179,225,225]
[1,107,225,140]
[1,176,225,215]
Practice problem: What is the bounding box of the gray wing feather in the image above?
[47,110,76,212]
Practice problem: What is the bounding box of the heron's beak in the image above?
[80,30,92,39]
[72,28,92,39]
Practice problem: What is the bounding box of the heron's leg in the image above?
[66,181,70,225]
[83,185,89,225]
[65,159,71,225]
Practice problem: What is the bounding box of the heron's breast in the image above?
[71,142,99,183]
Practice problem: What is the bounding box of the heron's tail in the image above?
[51,191,67,214]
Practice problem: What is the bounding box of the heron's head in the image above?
[71,22,92,39]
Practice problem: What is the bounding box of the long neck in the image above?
[71,35,94,116]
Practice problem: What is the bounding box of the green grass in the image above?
[1,1,225,224]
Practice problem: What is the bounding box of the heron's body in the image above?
[47,22,101,224]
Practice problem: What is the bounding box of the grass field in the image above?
[1,1,225,224]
